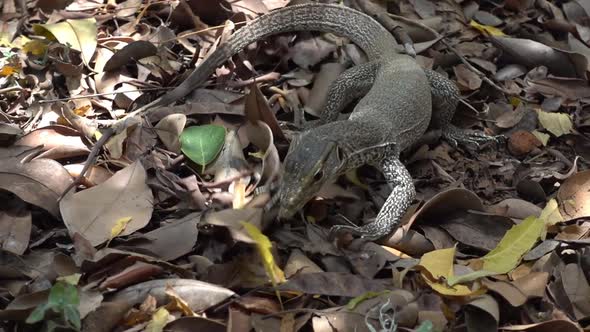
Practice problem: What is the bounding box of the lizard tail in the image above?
[144,3,398,110]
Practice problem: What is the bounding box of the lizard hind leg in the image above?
[425,69,504,149]
[329,156,414,240]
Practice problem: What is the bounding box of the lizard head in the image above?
[278,132,345,219]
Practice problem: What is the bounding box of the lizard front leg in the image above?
[330,156,414,240]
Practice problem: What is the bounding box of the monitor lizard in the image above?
[136,3,499,240]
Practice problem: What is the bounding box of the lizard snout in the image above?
[277,192,303,219]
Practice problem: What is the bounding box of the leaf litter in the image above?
[1,0,590,331]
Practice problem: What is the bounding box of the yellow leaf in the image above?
[0,33,14,47]
[94,129,103,141]
[508,97,521,107]
[11,35,30,48]
[418,246,481,296]
[145,308,169,332]
[469,20,506,36]
[232,178,247,209]
[536,110,573,137]
[345,169,369,190]
[240,221,286,286]
[57,273,81,285]
[110,216,132,239]
[23,40,49,56]
[532,130,549,146]
[164,287,196,317]
[249,151,265,159]
[74,105,91,116]
[539,198,564,226]
[482,216,545,274]
[0,65,18,77]
[449,204,553,286]
[447,270,496,286]
[33,18,97,65]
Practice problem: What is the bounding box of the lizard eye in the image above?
[313,169,324,182]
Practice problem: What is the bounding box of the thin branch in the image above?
[38,87,173,104]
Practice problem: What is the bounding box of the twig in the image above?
[58,127,115,200]
[441,39,514,96]
[0,86,23,95]
[38,87,173,104]
[162,21,248,45]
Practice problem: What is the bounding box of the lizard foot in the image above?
[329,156,413,242]
[443,125,506,149]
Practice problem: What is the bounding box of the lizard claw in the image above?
[328,224,352,240]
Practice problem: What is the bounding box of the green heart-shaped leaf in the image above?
[180,125,226,171]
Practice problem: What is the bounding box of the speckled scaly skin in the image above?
[141,3,471,240]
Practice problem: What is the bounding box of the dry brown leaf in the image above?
[164,317,226,332]
[304,62,346,117]
[291,33,338,69]
[104,40,157,72]
[0,146,73,218]
[454,64,483,90]
[491,36,587,78]
[465,295,499,332]
[280,272,393,297]
[241,121,281,188]
[557,170,590,219]
[244,83,286,140]
[15,125,90,160]
[63,164,112,187]
[154,113,186,153]
[482,278,528,307]
[115,212,200,261]
[109,278,235,312]
[561,263,590,320]
[283,249,324,278]
[202,208,263,243]
[60,161,154,246]
[0,195,31,255]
